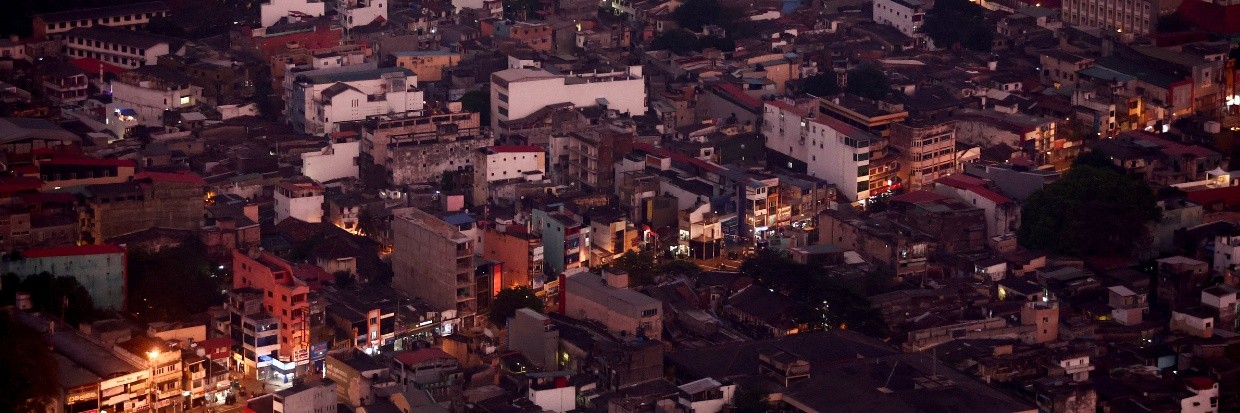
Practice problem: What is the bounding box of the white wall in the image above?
[482,151,545,183]
[762,102,869,201]
[339,0,387,28]
[529,386,575,413]
[302,140,360,183]
[66,39,169,68]
[260,0,326,28]
[452,0,486,9]
[289,69,423,135]
[275,193,324,224]
[492,68,646,131]
[1181,381,1219,413]
[109,81,202,126]
[872,0,922,36]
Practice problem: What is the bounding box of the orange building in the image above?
[232,250,312,377]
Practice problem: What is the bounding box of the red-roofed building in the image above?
[2,244,127,310]
[392,347,460,393]
[933,174,1020,238]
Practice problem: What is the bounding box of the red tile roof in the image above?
[69,57,127,76]
[22,244,125,258]
[394,348,455,365]
[1185,376,1216,391]
[135,171,207,186]
[713,83,763,110]
[936,174,1013,205]
[631,142,723,173]
[0,176,44,193]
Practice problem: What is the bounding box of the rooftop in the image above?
[36,1,168,24]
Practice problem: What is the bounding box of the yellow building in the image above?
[392,50,461,82]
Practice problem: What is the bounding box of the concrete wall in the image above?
[302,140,360,183]
[2,249,127,310]
[261,0,326,28]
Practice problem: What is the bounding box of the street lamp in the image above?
[147,350,160,412]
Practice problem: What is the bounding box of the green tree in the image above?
[128,239,224,322]
[1059,117,1097,142]
[1018,165,1160,257]
[0,272,96,325]
[460,90,490,126]
[922,0,993,51]
[0,311,58,413]
[672,0,722,31]
[845,66,890,100]
[651,29,699,54]
[487,286,545,326]
[731,384,770,413]
[659,259,702,278]
[739,251,890,338]
[613,250,659,286]
[802,73,840,97]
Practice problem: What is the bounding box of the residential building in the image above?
[1202,285,1238,332]
[1157,256,1210,311]
[35,157,136,191]
[1,245,128,310]
[1171,308,1215,338]
[472,145,546,205]
[64,26,185,69]
[1061,0,1155,34]
[679,203,724,260]
[526,371,578,413]
[301,132,361,183]
[320,283,407,355]
[508,308,560,370]
[677,378,736,413]
[285,65,423,135]
[555,127,632,193]
[484,20,554,51]
[108,66,203,125]
[482,225,544,290]
[36,60,88,105]
[563,269,662,338]
[274,178,325,224]
[952,109,1058,164]
[232,250,316,380]
[762,99,878,202]
[0,118,81,166]
[82,172,205,244]
[260,0,327,28]
[357,109,489,187]
[391,207,476,330]
[933,174,1020,238]
[201,201,261,265]
[324,350,387,406]
[336,0,387,29]
[392,50,461,82]
[872,0,926,38]
[391,348,462,400]
[531,207,591,275]
[819,209,933,280]
[490,66,646,134]
[272,379,337,413]
[888,119,953,189]
[33,1,170,39]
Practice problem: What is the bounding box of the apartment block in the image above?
[890,120,956,191]
[336,0,387,29]
[232,250,316,380]
[358,110,490,187]
[1,244,128,310]
[64,26,185,69]
[1061,0,1155,34]
[763,100,876,202]
[82,172,205,244]
[391,207,476,329]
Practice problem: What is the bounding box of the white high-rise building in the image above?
[872,0,925,37]
[763,100,877,201]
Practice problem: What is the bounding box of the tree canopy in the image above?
[487,286,545,326]
[128,239,224,322]
[0,311,58,413]
[0,272,95,325]
[739,251,890,338]
[1017,164,1161,257]
[613,250,659,286]
[922,0,994,52]
[460,90,491,126]
[845,66,891,100]
[801,73,841,97]
[671,0,723,31]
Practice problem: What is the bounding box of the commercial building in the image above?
[763,100,878,202]
[563,269,662,338]
[1062,0,1155,34]
[391,207,476,331]
[1,244,128,310]
[231,250,317,380]
[33,1,169,39]
[285,65,424,135]
[324,351,387,406]
[64,26,185,69]
[890,120,956,191]
[531,207,591,276]
[490,66,646,134]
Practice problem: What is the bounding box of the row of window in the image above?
[47,12,160,31]
[69,36,148,55]
[66,48,139,67]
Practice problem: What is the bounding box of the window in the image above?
[641,309,657,317]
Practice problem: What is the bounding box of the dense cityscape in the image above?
[0,0,1237,411]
